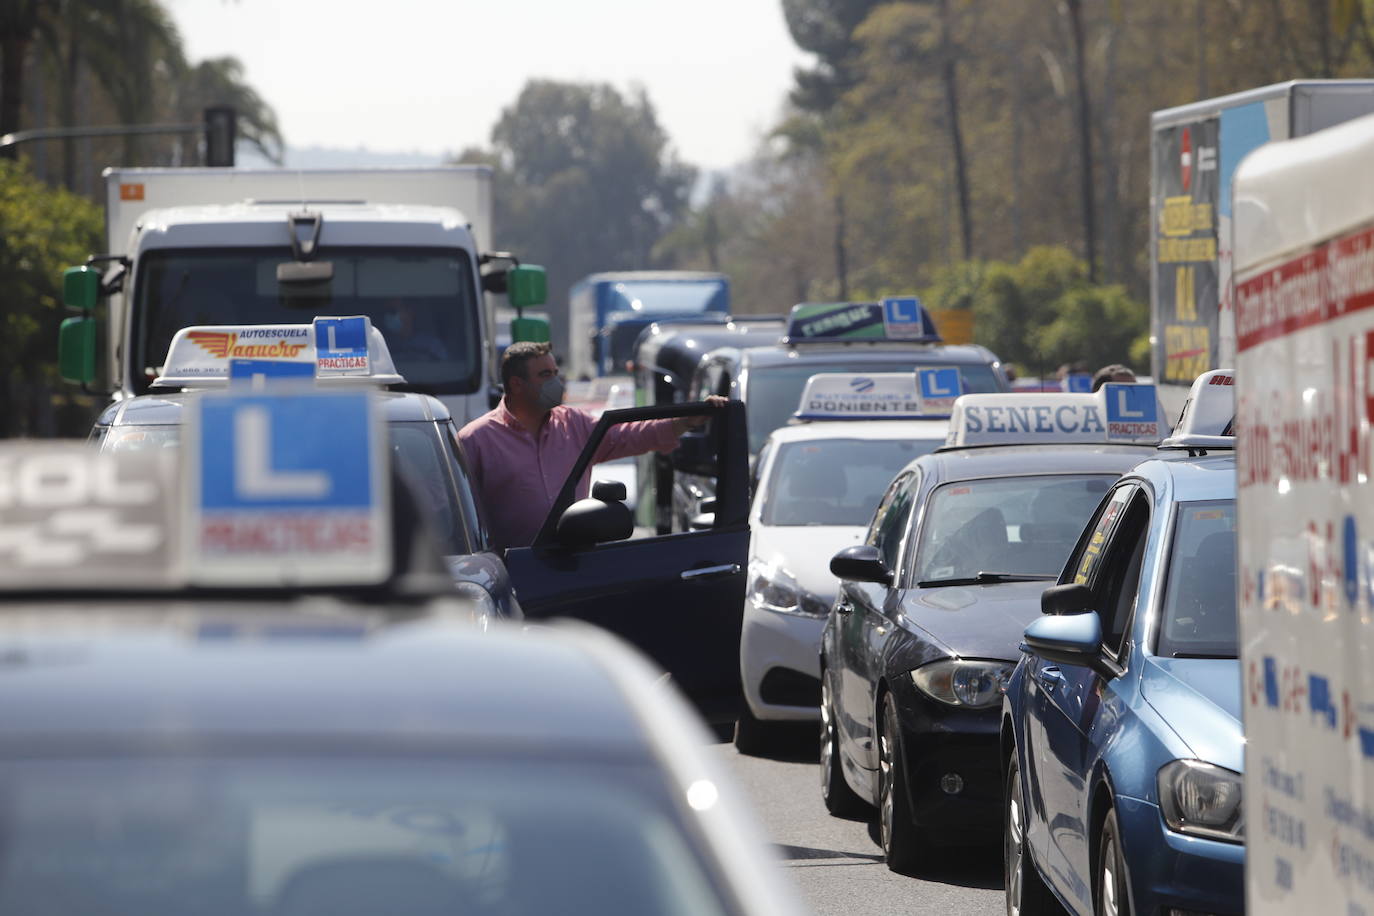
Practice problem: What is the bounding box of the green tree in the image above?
[462,80,696,354]
[782,0,883,112]
[0,159,103,436]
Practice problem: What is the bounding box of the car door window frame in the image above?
[1068,483,1152,667]
[866,469,921,583]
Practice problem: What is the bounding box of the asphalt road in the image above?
[713,734,1005,916]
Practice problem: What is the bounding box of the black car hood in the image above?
[896,579,1048,660]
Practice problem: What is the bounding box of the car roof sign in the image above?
[795,372,945,420]
[154,316,404,388]
[0,444,180,590]
[915,367,963,414]
[182,388,392,586]
[782,299,942,344]
[1161,369,1235,450]
[944,383,1166,447]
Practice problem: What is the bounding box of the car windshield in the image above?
[99,420,472,555]
[132,248,481,397]
[0,755,732,916]
[762,438,940,527]
[1157,499,1238,659]
[745,362,1001,453]
[913,474,1115,583]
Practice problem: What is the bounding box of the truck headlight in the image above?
[1157,759,1244,843]
[749,562,827,616]
[910,660,1012,708]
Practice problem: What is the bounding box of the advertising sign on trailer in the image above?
[1234,112,1374,912]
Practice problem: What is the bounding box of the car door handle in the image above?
[1033,666,1064,690]
[680,563,740,582]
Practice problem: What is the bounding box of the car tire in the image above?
[733,705,781,756]
[1004,752,1059,916]
[1096,808,1132,916]
[820,671,867,817]
[879,692,925,874]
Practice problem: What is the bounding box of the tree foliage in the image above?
[460,80,696,352]
[0,159,103,435]
[1,0,282,191]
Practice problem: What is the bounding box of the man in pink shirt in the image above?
[459,342,726,550]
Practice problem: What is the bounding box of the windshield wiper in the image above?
[916,572,1057,587]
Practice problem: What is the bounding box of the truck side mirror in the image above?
[507,264,547,308]
[58,316,97,384]
[63,265,100,312]
[511,316,550,343]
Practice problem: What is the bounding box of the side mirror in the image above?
[63,265,100,312]
[592,480,627,503]
[830,544,892,586]
[507,264,547,308]
[672,430,716,477]
[1021,611,1115,678]
[1041,582,1093,615]
[556,497,632,549]
[511,316,550,343]
[688,497,716,531]
[58,315,97,384]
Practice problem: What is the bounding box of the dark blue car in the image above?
[1002,449,1243,916]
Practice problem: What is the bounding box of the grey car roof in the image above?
[0,603,650,756]
[1121,450,1237,502]
[739,342,999,370]
[913,443,1155,484]
[97,390,452,428]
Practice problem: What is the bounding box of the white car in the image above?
[736,416,948,752]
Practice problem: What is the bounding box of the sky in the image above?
[166,0,811,171]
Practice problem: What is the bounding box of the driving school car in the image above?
[90,318,755,730]
[0,438,804,916]
[91,318,518,617]
[1003,371,1243,916]
[736,372,950,754]
[820,384,1164,874]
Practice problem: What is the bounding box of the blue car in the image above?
[1002,444,1243,916]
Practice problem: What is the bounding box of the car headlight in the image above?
[749,562,828,616]
[1157,759,1244,842]
[452,580,497,629]
[910,659,1013,708]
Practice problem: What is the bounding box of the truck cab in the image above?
[58,167,548,427]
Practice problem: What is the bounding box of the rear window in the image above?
[761,438,939,527]
[0,755,732,916]
[99,420,473,555]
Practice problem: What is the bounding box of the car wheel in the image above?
[879,692,925,873]
[1005,752,1058,916]
[734,705,781,756]
[820,671,867,817]
[1096,809,1131,916]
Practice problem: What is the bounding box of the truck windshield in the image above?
[1157,499,1237,659]
[132,247,481,396]
[744,362,1003,453]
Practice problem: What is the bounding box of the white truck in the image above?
[58,167,548,425]
[1150,79,1374,416]
[1234,111,1374,911]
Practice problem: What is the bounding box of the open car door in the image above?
[503,402,749,725]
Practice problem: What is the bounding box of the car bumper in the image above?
[740,599,825,721]
[892,688,1003,839]
[1116,796,1244,916]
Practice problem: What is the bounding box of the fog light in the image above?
[940,773,964,795]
